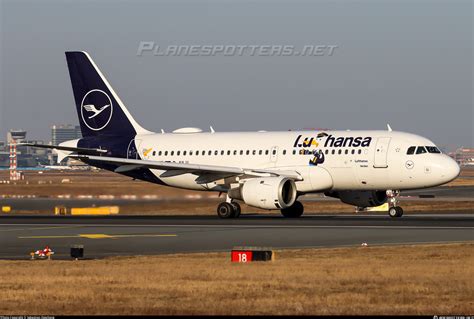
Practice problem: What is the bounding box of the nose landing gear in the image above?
[387,190,403,218]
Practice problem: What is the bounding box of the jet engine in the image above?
[326,190,387,207]
[228,177,297,210]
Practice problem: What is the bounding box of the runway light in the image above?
[231,247,274,263]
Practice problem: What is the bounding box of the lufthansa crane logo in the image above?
[80,89,113,131]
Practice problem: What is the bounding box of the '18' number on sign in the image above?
[231,251,252,263]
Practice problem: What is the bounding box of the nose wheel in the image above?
[387,190,403,218]
[388,206,404,218]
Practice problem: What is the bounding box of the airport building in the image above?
[0,129,49,167]
[449,148,474,166]
[51,124,82,146]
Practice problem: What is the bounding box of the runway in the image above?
[1,214,473,259]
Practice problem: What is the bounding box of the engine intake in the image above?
[326,190,387,207]
[229,177,297,210]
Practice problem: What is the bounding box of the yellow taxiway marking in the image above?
[80,234,115,239]
[18,233,177,239]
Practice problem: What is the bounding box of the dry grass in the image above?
[2,168,474,197]
[0,170,194,198]
[10,199,474,216]
[2,169,473,215]
[0,243,472,315]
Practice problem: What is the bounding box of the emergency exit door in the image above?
[373,137,391,168]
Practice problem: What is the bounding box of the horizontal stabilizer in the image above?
[20,143,107,155]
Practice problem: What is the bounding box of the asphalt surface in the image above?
[1,214,473,259]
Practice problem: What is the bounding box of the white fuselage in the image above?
[125,129,460,193]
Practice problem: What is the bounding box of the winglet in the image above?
[387,124,393,131]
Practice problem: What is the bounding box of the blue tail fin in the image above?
[65,51,150,138]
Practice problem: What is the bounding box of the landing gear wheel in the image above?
[231,202,241,218]
[395,206,403,217]
[217,202,234,219]
[281,201,304,218]
[388,206,403,218]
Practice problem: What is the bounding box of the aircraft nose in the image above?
[439,155,461,183]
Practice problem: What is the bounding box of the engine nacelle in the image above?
[326,190,387,207]
[229,177,297,210]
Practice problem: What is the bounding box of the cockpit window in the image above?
[426,146,441,154]
[416,146,427,154]
[406,146,416,155]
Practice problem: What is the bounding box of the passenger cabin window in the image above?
[283,150,287,155]
[407,146,416,155]
[426,146,441,154]
[416,146,427,154]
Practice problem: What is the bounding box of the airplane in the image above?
[26,51,460,219]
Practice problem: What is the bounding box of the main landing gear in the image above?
[217,201,241,219]
[280,201,304,218]
[387,190,403,218]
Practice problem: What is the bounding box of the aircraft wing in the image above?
[71,155,303,183]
